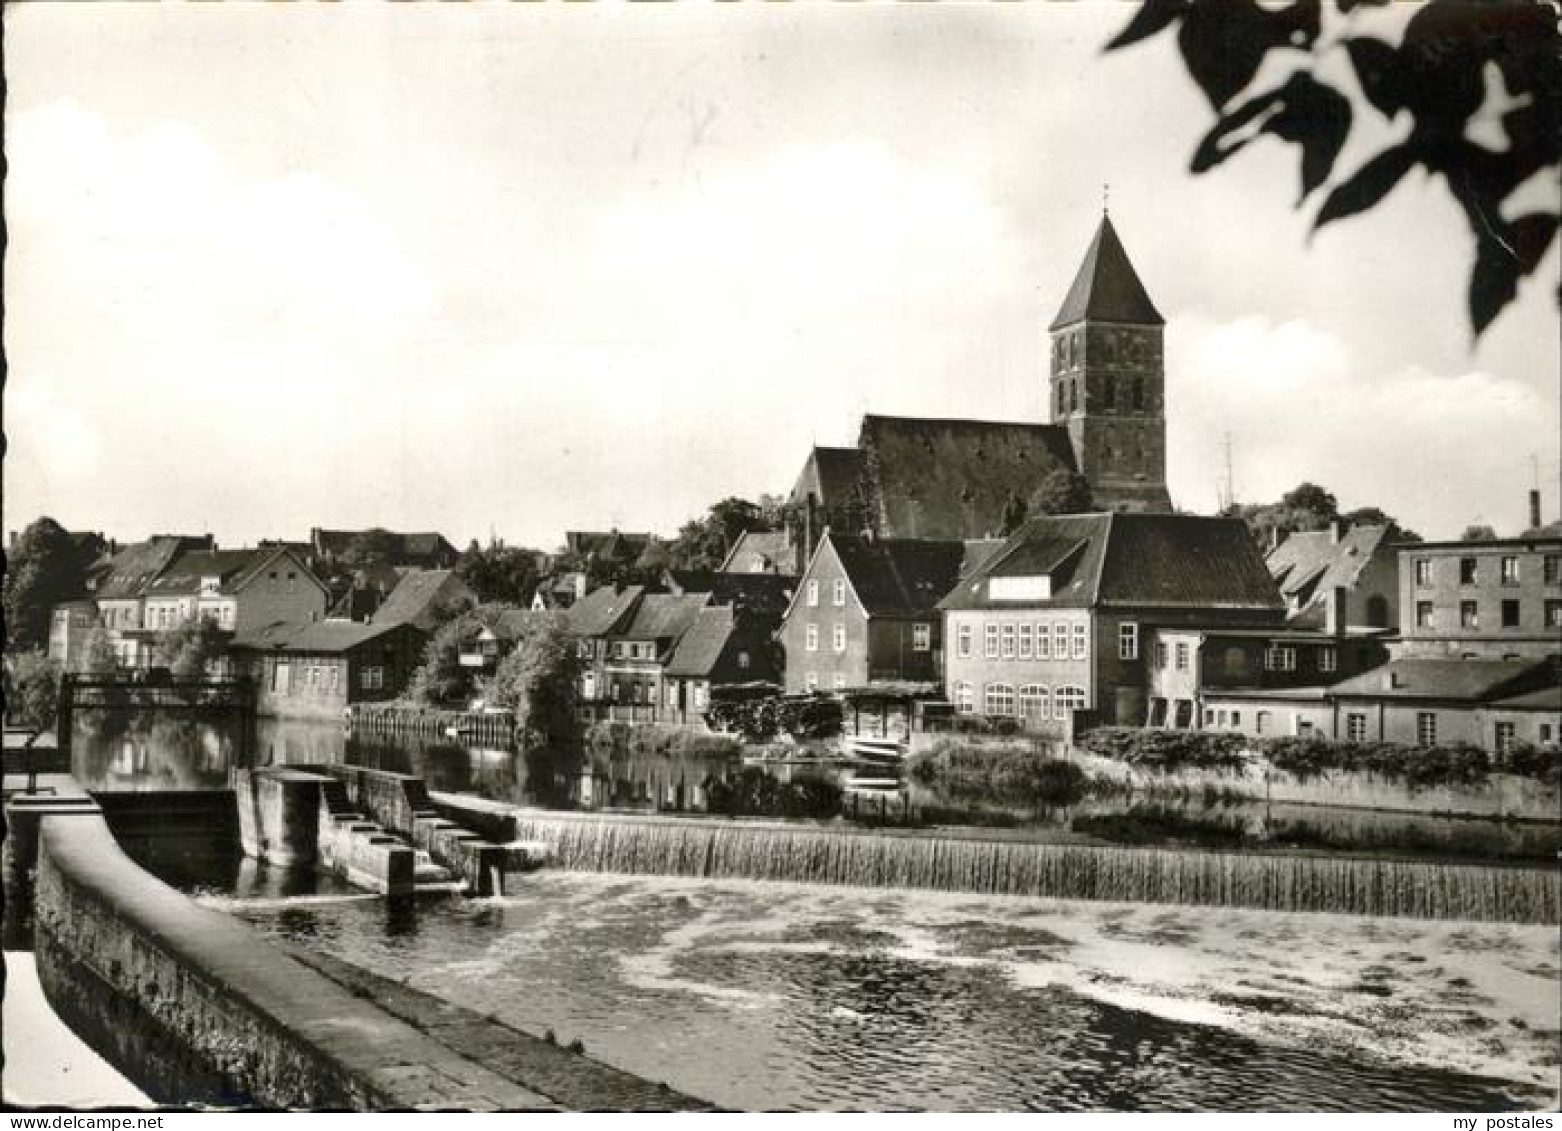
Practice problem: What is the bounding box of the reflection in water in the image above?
[69,711,1557,862]
[225,874,1554,1111]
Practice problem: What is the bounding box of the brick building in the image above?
[1394,535,1562,660]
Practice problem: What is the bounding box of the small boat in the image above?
[843,736,906,764]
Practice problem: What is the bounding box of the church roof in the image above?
[1049,215,1164,330]
[858,415,1079,540]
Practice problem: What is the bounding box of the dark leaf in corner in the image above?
[1343,37,1403,117]
[1511,213,1560,278]
[1315,143,1417,230]
[1193,73,1349,200]
[1105,0,1191,52]
[1469,228,1521,336]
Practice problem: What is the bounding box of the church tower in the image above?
[1047,213,1173,513]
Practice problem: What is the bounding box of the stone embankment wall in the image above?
[33,811,556,1108]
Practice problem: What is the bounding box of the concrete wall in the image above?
[32,812,553,1108]
[235,770,322,866]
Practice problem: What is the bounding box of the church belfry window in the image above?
[1069,380,1078,413]
[1057,382,1067,416]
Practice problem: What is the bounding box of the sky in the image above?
[5,3,1558,551]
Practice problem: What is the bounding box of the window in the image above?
[833,579,847,607]
[1416,601,1435,629]
[985,624,999,658]
[913,623,931,652]
[1414,559,1433,587]
[1132,376,1144,410]
[1318,646,1337,674]
[1296,718,1315,738]
[1205,708,1216,726]
[806,580,819,607]
[1346,713,1367,742]
[805,624,819,652]
[360,666,385,691]
[326,666,339,692]
[832,623,846,653]
[1255,710,1270,735]
[1154,641,1168,669]
[1101,380,1115,410]
[1416,711,1437,746]
[1018,623,1033,659]
[1500,556,1520,585]
[1069,380,1078,413]
[1037,624,1052,660]
[1072,624,1087,659]
[984,683,1016,717]
[1494,721,1516,754]
[1057,383,1066,416]
[833,673,847,691]
[1459,557,1478,585]
[1018,685,1049,721]
[1546,600,1562,627]
[1264,644,1297,672]
[1545,555,1561,586]
[954,681,974,714]
[738,651,751,670]
[805,672,819,692]
[695,683,711,710]
[1541,723,1554,746]
[1459,601,1478,629]
[957,622,972,658]
[1175,642,1190,671]
[1054,623,1068,658]
[1118,622,1139,661]
[1054,685,1086,719]
[1224,646,1249,677]
[1501,599,1520,628]
[1001,624,1016,659]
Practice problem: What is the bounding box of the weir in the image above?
[506,811,1561,924]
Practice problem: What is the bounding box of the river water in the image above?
[60,708,1562,1111]
[214,872,1560,1111]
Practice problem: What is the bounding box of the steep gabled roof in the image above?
[95,536,211,601]
[664,605,737,678]
[719,529,800,576]
[564,530,653,562]
[941,513,1283,613]
[370,569,476,631]
[1049,215,1164,330]
[830,535,967,618]
[142,548,262,596]
[1266,525,1391,605]
[620,592,708,642]
[792,446,869,508]
[565,584,646,637]
[859,415,1079,540]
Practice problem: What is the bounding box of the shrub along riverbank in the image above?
[1077,728,1560,790]
[907,739,1094,806]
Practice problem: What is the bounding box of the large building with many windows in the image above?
[937,513,1284,736]
[1394,535,1562,660]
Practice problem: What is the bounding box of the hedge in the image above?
[1078,726,1560,789]
[908,739,1091,805]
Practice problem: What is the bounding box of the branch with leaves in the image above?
[1110,0,1559,335]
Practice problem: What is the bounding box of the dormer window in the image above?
[988,576,1051,602]
[200,576,221,594]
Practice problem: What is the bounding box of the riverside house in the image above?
[1393,533,1562,661]
[778,531,968,694]
[231,620,426,718]
[939,513,1284,738]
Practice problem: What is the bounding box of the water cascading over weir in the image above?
[497,810,1560,925]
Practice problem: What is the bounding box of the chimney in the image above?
[1329,518,1344,545]
[1384,669,1402,690]
[1529,489,1542,531]
[1325,586,1348,636]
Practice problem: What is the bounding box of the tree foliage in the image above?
[482,613,582,803]
[154,617,229,682]
[81,623,118,676]
[456,542,543,606]
[1225,480,1420,543]
[406,602,516,706]
[1108,0,1560,335]
[1027,470,1095,518]
[669,497,771,571]
[1461,523,1499,541]
[3,517,99,654]
[5,651,61,738]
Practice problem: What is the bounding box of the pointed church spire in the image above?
[1048,214,1163,330]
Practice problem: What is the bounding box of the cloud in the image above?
[1168,314,1557,537]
